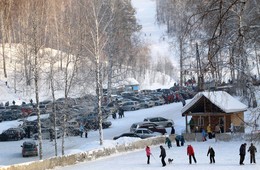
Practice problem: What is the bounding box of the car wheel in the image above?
[155,103,158,106]
[167,123,172,127]
[131,107,135,111]
[144,105,148,108]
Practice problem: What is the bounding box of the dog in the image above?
[168,158,173,164]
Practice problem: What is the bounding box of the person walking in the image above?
[202,128,207,141]
[165,137,172,149]
[175,135,181,147]
[159,145,166,167]
[207,124,212,139]
[187,144,197,164]
[171,126,175,135]
[145,146,151,164]
[239,143,247,165]
[79,124,84,138]
[207,146,215,164]
[248,143,257,164]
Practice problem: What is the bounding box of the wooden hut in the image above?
[181,91,247,133]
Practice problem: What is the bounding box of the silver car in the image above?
[143,117,174,127]
[121,101,140,111]
[139,99,154,108]
[134,128,160,139]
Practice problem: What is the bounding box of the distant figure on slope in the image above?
[187,144,197,164]
[145,146,151,164]
[207,146,215,164]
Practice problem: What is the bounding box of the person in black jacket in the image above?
[159,145,166,167]
[248,143,257,164]
[207,146,215,164]
[239,143,247,165]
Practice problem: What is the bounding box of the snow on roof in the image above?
[124,78,139,85]
[181,91,248,114]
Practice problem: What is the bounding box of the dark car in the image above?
[66,126,81,136]
[21,141,38,157]
[84,120,112,130]
[113,132,141,140]
[138,123,167,135]
[0,128,24,141]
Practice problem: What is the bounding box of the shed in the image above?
[181,91,247,133]
[123,78,139,92]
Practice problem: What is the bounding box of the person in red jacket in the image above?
[145,146,151,164]
[187,144,197,164]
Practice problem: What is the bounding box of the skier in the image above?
[187,144,197,164]
[159,145,166,167]
[207,146,215,164]
[165,137,172,149]
[239,143,247,165]
[145,146,151,164]
[248,143,257,164]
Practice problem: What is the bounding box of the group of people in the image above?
[239,143,257,165]
[79,123,88,138]
[112,107,125,119]
[145,142,257,167]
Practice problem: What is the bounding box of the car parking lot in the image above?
[0,87,195,144]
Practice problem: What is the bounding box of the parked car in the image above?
[84,120,112,130]
[104,101,118,114]
[143,117,174,127]
[138,123,167,135]
[0,128,25,141]
[113,132,141,140]
[33,128,62,140]
[130,122,146,132]
[120,101,140,111]
[150,97,164,106]
[1,110,21,121]
[138,99,154,108]
[134,128,160,139]
[21,141,38,157]
[66,126,81,136]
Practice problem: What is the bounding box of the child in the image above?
[145,146,151,164]
[165,137,172,149]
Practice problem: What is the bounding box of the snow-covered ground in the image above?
[53,140,260,170]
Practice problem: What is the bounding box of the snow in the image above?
[131,0,178,67]
[53,140,260,170]
[182,91,248,114]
